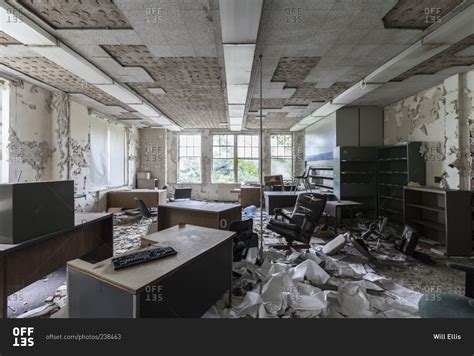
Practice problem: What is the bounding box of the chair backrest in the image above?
[264,175,284,191]
[135,198,152,218]
[229,219,253,234]
[302,165,312,178]
[290,193,327,243]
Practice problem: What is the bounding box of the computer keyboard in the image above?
[112,246,177,270]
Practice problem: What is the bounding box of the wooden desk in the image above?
[158,201,241,231]
[0,213,113,318]
[68,225,235,318]
[107,189,167,210]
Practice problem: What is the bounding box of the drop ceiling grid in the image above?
[0,56,131,111]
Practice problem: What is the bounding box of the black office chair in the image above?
[291,166,312,192]
[229,219,258,262]
[266,193,327,247]
[418,262,474,318]
[135,198,157,218]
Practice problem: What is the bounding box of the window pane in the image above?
[213,135,219,145]
[238,147,244,157]
[178,157,201,183]
[252,147,259,158]
[238,159,259,183]
[212,159,234,183]
[271,158,292,180]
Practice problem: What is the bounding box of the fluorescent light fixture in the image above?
[129,103,161,117]
[332,82,382,104]
[230,124,242,131]
[229,104,245,117]
[96,83,142,104]
[311,102,344,117]
[223,44,255,84]
[32,43,112,84]
[0,2,56,45]
[364,40,449,83]
[290,123,310,132]
[219,0,263,43]
[227,84,248,104]
[149,116,172,125]
[162,124,181,132]
[299,115,319,125]
[229,117,243,125]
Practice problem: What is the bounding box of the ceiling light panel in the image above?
[0,2,56,45]
[332,83,382,104]
[219,0,263,43]
[223,44,255,84]
[311,102,344,117]
[96,83,142,104]
[32,43,113,85]
[129,103,161,117]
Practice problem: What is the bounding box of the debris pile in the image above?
[205,246,422,318]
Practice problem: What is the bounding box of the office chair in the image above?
[291,165,312,192]
[135,198,158,218]
[264,175,284,191]
[418,262,474,318]
[229,219,258,262]
[266,193,327,248]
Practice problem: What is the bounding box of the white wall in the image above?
[384,70,473,190]
[2,77,140,211]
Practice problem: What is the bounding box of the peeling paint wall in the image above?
[147,129,305,202]
[7,80,53,182]
[4,77,140,212]
[139,128,167,187]
[384,70,473,190]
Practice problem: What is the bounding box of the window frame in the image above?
[177,133,202,184]
[270,134,293,180]
[212,134,260,184]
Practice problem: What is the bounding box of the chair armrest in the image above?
[447,262,474,275]
[268,219,300,232]
[274,208,292,221]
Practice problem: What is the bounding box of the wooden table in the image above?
[107,189,167,210]
[0,213,113,318]
[158,201,241,231]
[67,224,235,318]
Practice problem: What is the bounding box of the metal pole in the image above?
[258,54,264,264]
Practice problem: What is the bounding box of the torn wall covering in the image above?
[50,92,70,180]
[152,129,305,201]
[4,78,140,212]
[7,81,53,182]
[384,70,474,190]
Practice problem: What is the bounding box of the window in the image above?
[212,134,234,183]
[237,135,259,183]
[90,115,128,189]
[178,134,201,183]
[212,134,260,183]
[271,134,293,180]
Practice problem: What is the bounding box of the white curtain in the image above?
[109,123,126,187]
[90,116,108,188]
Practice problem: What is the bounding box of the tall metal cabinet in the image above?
[334,146,378,218]
[376,142,426,225]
